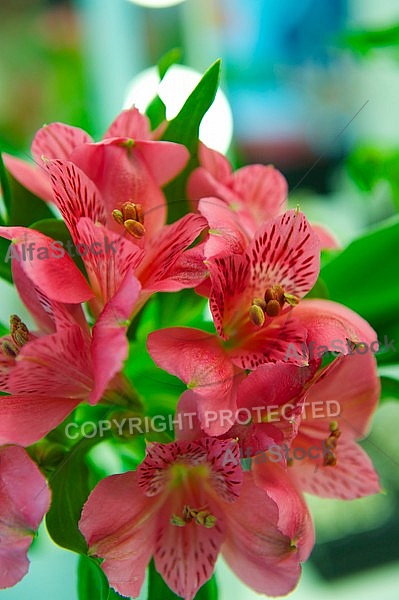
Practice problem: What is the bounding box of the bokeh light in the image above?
[126,0,188,8]
[124,64,234,153]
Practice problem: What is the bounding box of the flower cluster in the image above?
[0,99,380,600]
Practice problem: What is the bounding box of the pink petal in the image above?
[222,472,304,596]
[247,210,320,299]
[147,328,239,435]
[207,253,251,338]
[228,314,309,369]
[198,197,248,258]
[90,273,141,404]
[233,164,287,227]
[138,214,207,292]
[47,160,107,244]
[11,258,55,334]
[311,223,340,249]
[165,244,208,291]
[75,218,144,306]
[0,446,51,589]
[103,108,151,140]
[305,352,380,438]
[0,396,80,445]
[0,226,94,304]
[70,140,167,234]
[252,461,315,561]
[198,143,232,183]
[155,498,224,600]
[79,472,157,599]
[133,140,189,186]
[294,299,378,354]
[2,154,53,202]
[31,122,92,163]
[8,325,93,398]
[290,440,381,499]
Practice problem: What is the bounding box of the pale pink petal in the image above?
[222,472,304,597]
[2,154,53,202]
[305,352,380,438]
[0,396,80,445]
[290,440,381,499]
[233,164,287,226]
[247,210,320,300]
[0,446,51,589]
[198,143,232,183]
[79,472,157,599]
[0,226,94,303]
[312,223,340,249]
[133,140,189,186]
[103,108,151,140]
[47,160,107,244]
[147,328,239,435]
[294,299,378,354]
[90,273,141,404]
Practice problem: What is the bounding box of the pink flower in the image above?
[0,254,140,446]
[188,143,339,256]
[287,351,381,499]
[3,108,188,222]
[79,438,313,599]
[0,445,51,588]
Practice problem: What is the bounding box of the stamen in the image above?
[2,340,18,357]
[171,505,217,528]
[249,304,265,327]
[112,201,146,238]
[323,421,341,467]
[263,285,299,318]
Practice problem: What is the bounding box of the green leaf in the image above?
[343,24,399,55]
[0,236,12,282]
[146,95,167,130]
[77,556,129,600]
[320,216,399,327]
[9,175,53,226]
[158,47,182,80]
[0,148,11,224]
[161,60,221,222]
[148,560,218,600]
[162,59,221,153]
[46,443,91,554]
[78,556,110,600]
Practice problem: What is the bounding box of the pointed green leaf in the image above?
[158,47,182,80]
[46,444,91,554]
[148,560,218,600]
[162,59,221,153]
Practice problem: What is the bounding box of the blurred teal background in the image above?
[1,0,399,598]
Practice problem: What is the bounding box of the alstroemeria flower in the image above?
[188,143,339,257]
[0,445,51,588]
[0,254,140,446]
[44,158,207,313]
[287,350,381,499]
[79,438,313,600]
[3,108,188,225]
